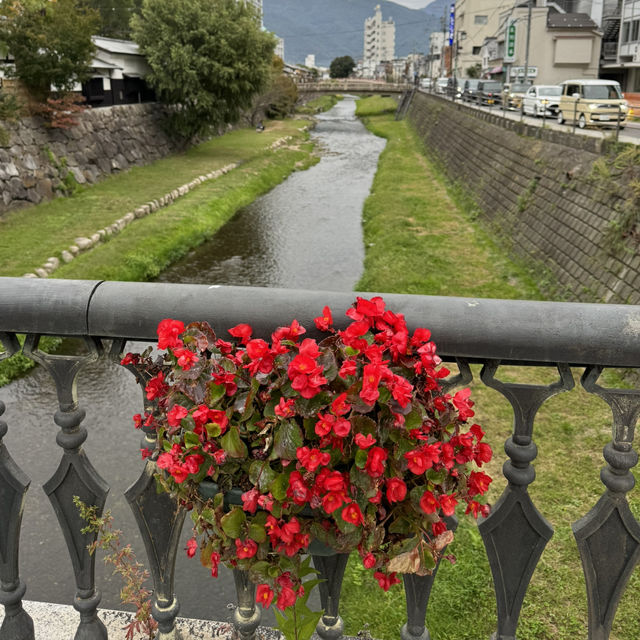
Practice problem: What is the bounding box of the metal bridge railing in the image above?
[1,277,640,640]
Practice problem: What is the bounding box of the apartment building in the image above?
[363,5,395,77]
[600,0,640,91]
[454,0,513,77]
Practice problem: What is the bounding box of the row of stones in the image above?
[22,134,295,279]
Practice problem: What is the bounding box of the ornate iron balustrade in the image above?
[1,277,640,640]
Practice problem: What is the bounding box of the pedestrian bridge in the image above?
[296,79,409,94]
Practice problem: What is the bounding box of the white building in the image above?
[274,37,285,62]
[305,54,316,68]
[245,0,263,27]
[363,5,395,77]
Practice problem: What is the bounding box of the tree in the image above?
[329,56,355,79]
[131,0,276,139]
[0,0,99,99]
[466,63,482,79]
[250,56,298,124]
[87,0,142,40]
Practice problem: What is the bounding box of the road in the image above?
[420,89,640,144]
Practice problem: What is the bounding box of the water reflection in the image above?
[158,96,386,289]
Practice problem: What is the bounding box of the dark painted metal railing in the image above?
[1,277,640,640]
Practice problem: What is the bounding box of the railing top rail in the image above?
[2,277,640,367]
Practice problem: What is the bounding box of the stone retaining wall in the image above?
[0,103,180,215]
[407,93,640,305]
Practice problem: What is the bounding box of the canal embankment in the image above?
[407,91,640,305]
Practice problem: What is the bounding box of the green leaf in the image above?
[405,409,423,430]
[354,448,368,469]
[273,420,303,459]
[270,473,289,501]
[205,382,227,408]
[200,508,216,525]
[220,507,246,538]
[248,522,267,543]
[184,431,200,449]
[220,427,248,458]
[421,546,437,571]
[249,460,277,492]
[205,422,222,438]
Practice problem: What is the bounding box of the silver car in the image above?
[522,85,562,117]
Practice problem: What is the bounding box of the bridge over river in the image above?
[296,79,408,94]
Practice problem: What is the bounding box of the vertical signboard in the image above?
[449,4,455,46]
[504,20,516,63]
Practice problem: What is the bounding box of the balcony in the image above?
[1,278,640,640]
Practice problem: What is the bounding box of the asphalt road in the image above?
[421,89,640,144]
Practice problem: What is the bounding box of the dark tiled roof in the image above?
[547,12,598,29]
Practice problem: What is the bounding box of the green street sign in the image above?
[505,22,516,62]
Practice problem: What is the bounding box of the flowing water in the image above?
[158,96,386,290]
[0,96,385,624]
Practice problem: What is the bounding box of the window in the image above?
[472,45,482,54]
[474,15,488,24]
[632,19,640,41]
[565,83,581,96]
[622,21,630,43]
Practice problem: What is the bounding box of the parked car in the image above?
[556,79,628,128]
[447,77,463,99]
[419,77,433,90]
[502,82,530,110]
[477,81,503,106]
[522,84,562,117]
[462,79,481,103]
[435,77,449,94]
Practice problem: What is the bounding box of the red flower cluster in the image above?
[125,296,493,619]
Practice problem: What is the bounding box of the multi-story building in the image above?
[454,0,513,77]
[482,2,602,85]
[274,37,285,62]
[245,0,263,27]
[363,5,395,77]
[600,0,640,91]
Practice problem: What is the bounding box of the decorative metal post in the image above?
[479,361,574,640]
[232,570,261,640]
[399,361,470,640]
[0,334,34,640]
[573,366,640,640]
[401,517,457,640]
[23,336,108,640]
[312,553,350,640]
[115,340,186,640]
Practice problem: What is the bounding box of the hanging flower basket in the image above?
[123,296,492,638]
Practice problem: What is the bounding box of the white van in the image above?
[556,79,628,128]
[435,77,449,94]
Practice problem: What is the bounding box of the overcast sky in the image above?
[389,0,432,9]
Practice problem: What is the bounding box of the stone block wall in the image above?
[407,93,640,305]
[0,103,181,214]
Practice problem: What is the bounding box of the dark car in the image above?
[477,81,503,106]
[446,76,463,99]
[462,79,481,103]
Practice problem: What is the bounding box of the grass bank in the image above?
[338,96,640,640]
[0,117,316,379]
[0,119,313,278]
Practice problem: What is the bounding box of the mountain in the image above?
[263,0,451,68]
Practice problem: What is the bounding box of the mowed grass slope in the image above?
[0,119,313,278]
[338,96,640,640]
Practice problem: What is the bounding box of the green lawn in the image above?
[336,97,640,640]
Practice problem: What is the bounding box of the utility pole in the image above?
[523,0,532,84]
[441,7,447,76]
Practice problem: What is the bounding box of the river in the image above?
[0,97,386,625]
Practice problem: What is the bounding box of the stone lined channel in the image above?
[0,96,385,625]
